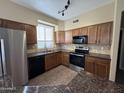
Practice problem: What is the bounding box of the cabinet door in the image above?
[25,25,37,45]
[62,52,69,66]
[94,60,110,79]
[2,19,25,30]
[65,30,72,44]
[85,61,95,74]
[56,52,62,65]
[72,28,81,36]
[80,27,88,36]
[45,53,59,71]
[97,22,112,45]
[85,57,95,74]
[45,54,54,71]
[0,19,2,27]
[55,31,65,44]
[88,25,97,44]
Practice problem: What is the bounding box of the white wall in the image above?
[64,3,114,30]
[0,0,58,26]
[109,0,124,81]
[58,21,65,31]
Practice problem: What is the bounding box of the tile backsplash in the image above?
[27,43,111,55]
[60,44,111,55]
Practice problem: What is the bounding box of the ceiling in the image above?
[10,0,114,21]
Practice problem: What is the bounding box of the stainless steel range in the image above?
[69,47,89,72]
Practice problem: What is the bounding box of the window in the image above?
[37,23,54,49]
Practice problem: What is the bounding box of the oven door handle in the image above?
[70,53,84,57]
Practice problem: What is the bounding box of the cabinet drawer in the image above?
[86,56,96,62]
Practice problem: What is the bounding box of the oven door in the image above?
[69,53,85,68]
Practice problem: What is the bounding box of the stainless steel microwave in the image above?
[73,36,88,44]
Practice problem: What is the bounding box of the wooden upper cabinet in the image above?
[55,31,65,44]
[109,22,113,45]
[97,22,113,45]
[2,19,25,30]
[88,25,98,44]
[65,30,72,44]
[24,25,37,45]
[72,28,81,36]
[80,27,88,36]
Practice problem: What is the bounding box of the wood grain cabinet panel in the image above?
[2,20,25,30]
[97,22,113,45]
[45,52,61,71]
[80,27,88,36]
[72,28,81,36]
[85,56,110,80]
[0,19,2,27]
[55,52,62,66]
[88,25,98,44]
[55,31,65,44]
[61,52,70,66]
[24,25,37,45]
[85,61,95,74]
[65,30,72,44]
[45,53,57,71]
[94,61,110,79]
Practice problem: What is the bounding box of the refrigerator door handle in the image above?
[0,39,6,77]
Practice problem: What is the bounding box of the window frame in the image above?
[37,23,55,49]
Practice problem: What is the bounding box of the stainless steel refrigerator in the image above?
[0,27,28,86]
[116,11,124,84]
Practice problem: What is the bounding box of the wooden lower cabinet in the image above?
[85,56,110,80]
[61,52,70,66]
[85,61,95,74]
[45,52,61,71]
[0,19,2,27]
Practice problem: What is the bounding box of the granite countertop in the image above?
[27,50,61,57]
[87,52,111,60]
[3,71,124,93]
[27,48,111,60]
[27,49,73,57]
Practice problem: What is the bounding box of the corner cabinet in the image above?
[85,56,110,80]
[55,31,65,44]
[65,30,72,44]
[24,25,37,45]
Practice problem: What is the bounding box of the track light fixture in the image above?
[58,0,70,16]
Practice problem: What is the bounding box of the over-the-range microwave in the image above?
[73,35,88,44]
